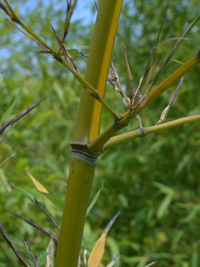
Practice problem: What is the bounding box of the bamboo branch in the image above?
[9,211,58,245]
[22,240,40,267]
[0,98,46,135]
[0,1,120,120]
[88,50,200,154]
[0,224,31,267]
[57,0,77,55]
[120,51,200,123]
[35,199,60,231]
[104,114,200,149]
[146,13,200,92]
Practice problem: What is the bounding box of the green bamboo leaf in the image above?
[153,182,174,194]
[44,194,64,211]
[175,154,191,174]
[86,183,103,216]
[53,82,66,107]
[11,184,35,203]
[1,86,23,124]
[68,48,80,56]
[157,193,174,219]
[0,71,3,90]
[191,252,199,267]
[180,204,200,223]
[37,252,49,264]
[27,110,55,128]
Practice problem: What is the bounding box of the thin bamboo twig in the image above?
[0,224,31,267]
[0,98,46,135]
[35,199,60,231]
[22,240,40,267]
[147,13,200,92]
[0,125,12,146]
[120,51,200,123]
[9,211,58,245]
[145,262,157,267]
[104,114,200,149]
[0,1,120,120]
[57,0,77,55]
[88,51,200,154]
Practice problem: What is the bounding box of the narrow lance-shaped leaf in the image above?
[88,212,120,267]
[0,98,46,135]
[27,171,64,210]
[1,86,23,124]
[86,184,104,216]
[27,171,49,194]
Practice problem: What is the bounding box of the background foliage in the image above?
[0,0,200,266]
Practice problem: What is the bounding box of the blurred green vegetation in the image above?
[0,0,200,266]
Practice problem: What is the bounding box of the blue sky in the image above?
[72,0,96,25]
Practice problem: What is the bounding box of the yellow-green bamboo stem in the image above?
[55,157,96,267]
[104,114,200,149]
[55,1,123,266]
[73,0,123,142]
[60,59,120,120]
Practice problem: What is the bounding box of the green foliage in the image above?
[0,0,200,266]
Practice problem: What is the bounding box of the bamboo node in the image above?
[71,149,98,165]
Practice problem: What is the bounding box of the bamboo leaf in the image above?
[45,239,54,267]
[153,182,174,195]
[37,252,50,264]
[88,212,120,267]
[157,193,174,219]
[27,171,49,194]
[180,204,200,223]
[191,252,199,267]
[27,110,55,128]
[86,184,103,216]
[12,184,35,202]
[0,71,3,90]
[0,168,12,192]
[1,86,23,124]
[43,194,64,211]
[68,48,80,56]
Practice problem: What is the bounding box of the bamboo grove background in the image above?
[0,0,200,266]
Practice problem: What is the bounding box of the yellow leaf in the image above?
[27,171,49,194]
[88,212,120,267]
[88,232,107,267]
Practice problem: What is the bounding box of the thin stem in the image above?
[147,12,200,92]
[120,51,200,121]
[1,1,120,120]
[104,114,200,149]
[87,122,122,154]
[88,51,200,154]
[60,60,120,120]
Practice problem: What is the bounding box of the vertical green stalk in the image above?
[55,1,123,266]
[55,157,96,267]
